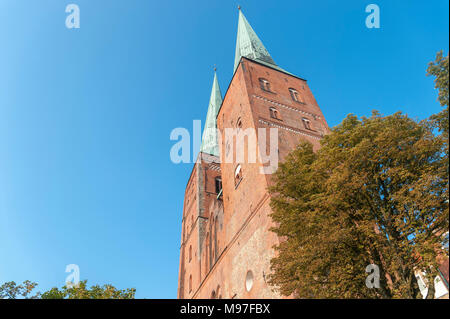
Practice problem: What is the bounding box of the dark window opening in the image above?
[189,245,192,262]
[234,164,243,187]
[302,118,312,130]
[236,117,243,130]
[215,177,222,194]
[189,275,192,293]
[259,78,271,92]
[289,88,304,103]
[269,107,280,120]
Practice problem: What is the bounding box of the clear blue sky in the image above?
[0,0,448,298]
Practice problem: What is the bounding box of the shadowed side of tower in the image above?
[177,71,225,299]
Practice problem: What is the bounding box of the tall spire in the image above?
[200,69,222,157]
[234,8,283,73]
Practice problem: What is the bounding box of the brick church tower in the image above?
[177,8,330,299]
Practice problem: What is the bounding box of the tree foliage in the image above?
[0,280,135,299]
[0,281,40,299]
[268,112,448,298]
[427,50,449,136]
[41,280,136,299]
[270,112,448,298]
[268,52,449,298]
[427,51,449,203]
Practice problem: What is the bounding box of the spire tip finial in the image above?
[213,64,217,72]
[238,5,241,10]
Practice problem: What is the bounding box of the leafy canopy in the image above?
[268,51,449,299]
[0,280,136,299]
[268,111,448,298]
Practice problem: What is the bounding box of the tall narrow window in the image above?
[215,177,222,194]
[289,88,303,103]
[214,218,219,262]
[302,118,312,130]
[189,275,192,293]
[216,285,221,299]
[234,164,243,187]
[189,245,192,262]
[245,270,254,292]
[236,117,243,130]
[259,78,271,92]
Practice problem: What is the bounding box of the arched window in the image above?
[211,290,216,299]
[289,88,303,103]
[269,107,280,120]
[245,270,254,292]
[236,117,243,130]
[234,164,243,187]
[302,118,312,130]
[189,245,192,262]
[259,78,271,92]
[189,275,192,293]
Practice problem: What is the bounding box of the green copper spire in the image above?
[234,8,284,73]
[200,70,222,157]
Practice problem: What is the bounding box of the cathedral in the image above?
[177,8,330,299]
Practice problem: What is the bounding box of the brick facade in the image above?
[177,58,330,298]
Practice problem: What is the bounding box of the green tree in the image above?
[1,280,136,299]
[268,112,448,298]
[427,50,449,136]
[41,280,136,299]
[0,281,40,299]
[268,51,449,299]
[427,51,449,208]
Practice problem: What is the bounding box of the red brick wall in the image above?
[178,153,224,298]
[179,58,329,299]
